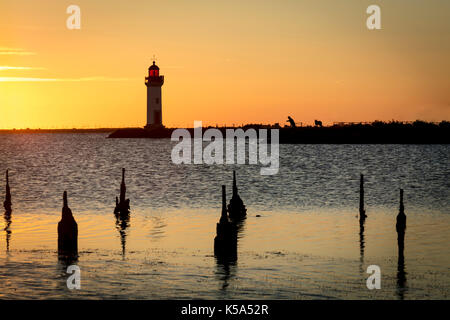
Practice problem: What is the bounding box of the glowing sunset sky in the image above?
[0,0,449,129]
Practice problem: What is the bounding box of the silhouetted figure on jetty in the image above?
[114,168,130,215]
[214,186,237,262]
[4,170,12,212]
[227,171,247,221]
[287,116,296,128]
[314,120,323,127]
[396,189,407,299]
[58,191,78,257]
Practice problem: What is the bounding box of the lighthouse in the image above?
[145,61,164,129]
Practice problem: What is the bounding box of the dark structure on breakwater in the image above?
[58,191,78,257]
[108,121,450,144]
[114,168,130,215]
[214,186,238,261]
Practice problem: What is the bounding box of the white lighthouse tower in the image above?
[145,61,164,129]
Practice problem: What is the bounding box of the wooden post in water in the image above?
[115,168,130,215]
[214,185,237,261]
[58,191,78,256]
[227,170,247,220]
[359,174,366,218]
[4,169,12,212]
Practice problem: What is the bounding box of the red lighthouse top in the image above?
[145,61,164,86]
[148,61,160,77]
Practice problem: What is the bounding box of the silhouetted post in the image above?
[220,186,228,224]
[227,171,247,220]
[396,189,407,299]
[4,169,12,212]
[396,189,406,235]
[359,174,366,218]
[58,191,78,256]
[396,189,406,253]
[114,168,130,215]
[120,168,126,204]
[214,186,237,261]
[357,174,368,273]
[232,171,237,198]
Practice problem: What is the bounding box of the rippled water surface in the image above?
[0,134,449,299]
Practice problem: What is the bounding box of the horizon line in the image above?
[0,119,448,131]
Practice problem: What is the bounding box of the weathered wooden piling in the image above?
[396,189,406,234]
[4,210,12,251]
[4,170,12,212]
[227,170,247,220]
[114,168,130,215]
[214,185,237,260]
[396,189,407,299]
[57,191,78,256]
[359,174,366,218]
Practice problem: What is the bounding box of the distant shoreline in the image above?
[0,128,117,134]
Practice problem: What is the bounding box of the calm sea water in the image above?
[0,133,449,299]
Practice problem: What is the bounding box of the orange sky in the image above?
[0,0,449,129]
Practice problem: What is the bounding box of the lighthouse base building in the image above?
[144,61,164,129]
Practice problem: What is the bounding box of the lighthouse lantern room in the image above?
[145,61,164,129]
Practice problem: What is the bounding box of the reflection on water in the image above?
[0,209,448,299]
[215,258,237,292]
[358,174,366,274]
[397,231,407,300]
[359,215,366,273]
[113,168,131,257]
[215,217,246,293]
[3,169,12,252]
[3,210,11,252]
[396,189,408,300]
[214,174,249,292]
[115,210,130,257]
[0,134,448,299]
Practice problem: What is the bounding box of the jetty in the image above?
[108,121,450,144]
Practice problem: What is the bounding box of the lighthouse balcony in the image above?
[145,75,164,86]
